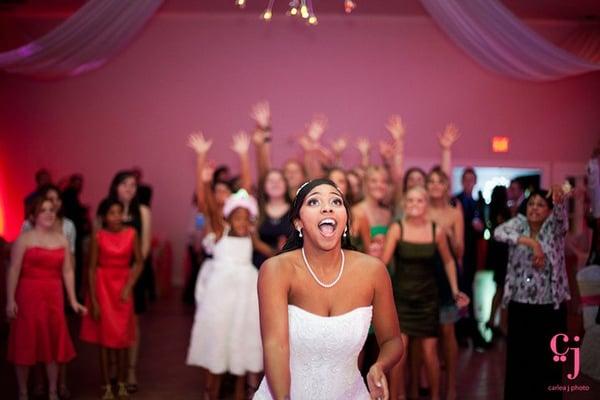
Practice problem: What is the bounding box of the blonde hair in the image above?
[404,186,429,202]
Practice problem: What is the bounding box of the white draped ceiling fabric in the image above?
[419,0,600,81]
[0,0,163,79]
[0,0,598,81]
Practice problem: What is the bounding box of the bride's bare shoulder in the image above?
[345,250,386,273]
[259,250,300,277]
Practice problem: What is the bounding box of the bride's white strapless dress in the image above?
[253,304,373,400]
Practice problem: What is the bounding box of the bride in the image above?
[253,178,404,400]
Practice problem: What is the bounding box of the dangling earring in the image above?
[297,228,303,238]
[343,226,348,237]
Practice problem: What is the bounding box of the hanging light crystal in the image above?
[261,0,276,21]
[235,1,356,25]
[287,0,300,16]
[344,0,356,14]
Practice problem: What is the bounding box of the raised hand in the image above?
[385,115,405,142]
[250,101,271,130]
[187,132,213,155]
[438,123,460,149]
[331,137,348,155]
[548,182,573,205]
[306,114,328,143]
[356,137,371,156]
[231,131,251,155]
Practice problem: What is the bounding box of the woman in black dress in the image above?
[253,169,293,268]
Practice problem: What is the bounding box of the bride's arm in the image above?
[258,256,291,400]
[368,257,404,397]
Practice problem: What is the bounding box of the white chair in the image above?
[577,264,600,381]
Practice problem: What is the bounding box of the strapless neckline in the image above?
[27,246,65,251]
[254,303,373,399]
[288,304,372,319]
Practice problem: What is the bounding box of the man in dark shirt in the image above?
[453,167,486,349]
[508,179,527,216]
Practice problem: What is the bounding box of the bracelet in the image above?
[264,136,272,143]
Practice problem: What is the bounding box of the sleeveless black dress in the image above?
[123,208,151,314]
[392,221,439,337]
[252,211,293,268]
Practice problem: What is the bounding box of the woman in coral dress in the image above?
[81,198,143,400]
[6,196,86,400]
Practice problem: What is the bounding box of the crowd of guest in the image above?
[2,100,599,400]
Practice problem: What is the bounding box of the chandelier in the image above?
[235,0,357,26]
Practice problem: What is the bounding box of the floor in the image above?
[1,290,597,400]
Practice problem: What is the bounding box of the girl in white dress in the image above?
[254,178,404,400]
[186,132,273,400]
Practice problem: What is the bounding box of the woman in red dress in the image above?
[80,198,142,400]
[6,196,87,400]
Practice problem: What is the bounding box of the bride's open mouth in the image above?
[318,218,338,238]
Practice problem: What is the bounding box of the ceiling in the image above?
[1,0,600,20]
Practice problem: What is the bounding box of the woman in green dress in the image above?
[381,186,469,400]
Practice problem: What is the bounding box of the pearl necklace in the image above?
[301,247,345,288]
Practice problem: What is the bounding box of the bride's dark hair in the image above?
[280,178,355,253]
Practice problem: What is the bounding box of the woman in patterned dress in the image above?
[494,186,571,400]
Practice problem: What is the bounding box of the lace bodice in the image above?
[254,305,372,400]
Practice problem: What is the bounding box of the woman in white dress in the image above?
[254,178,404,400]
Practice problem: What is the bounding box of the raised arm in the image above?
[549,183,571,236]
[250,101,273,180]
[330,137,348,167]
[355,137,371,171]
[187,132,213,213]
[436,229,469,308]
[438,123,460,179]
[231,131,252,193]
[538,184,571,268]
[257,257,291,400]
[300,115,331,179]
[5,235,27,319]
[384,115,406,186]
[380,221,401,266]
[368,257,404,400]
[200,163,225,237]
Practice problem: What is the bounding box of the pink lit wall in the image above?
[1,13,599,283]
